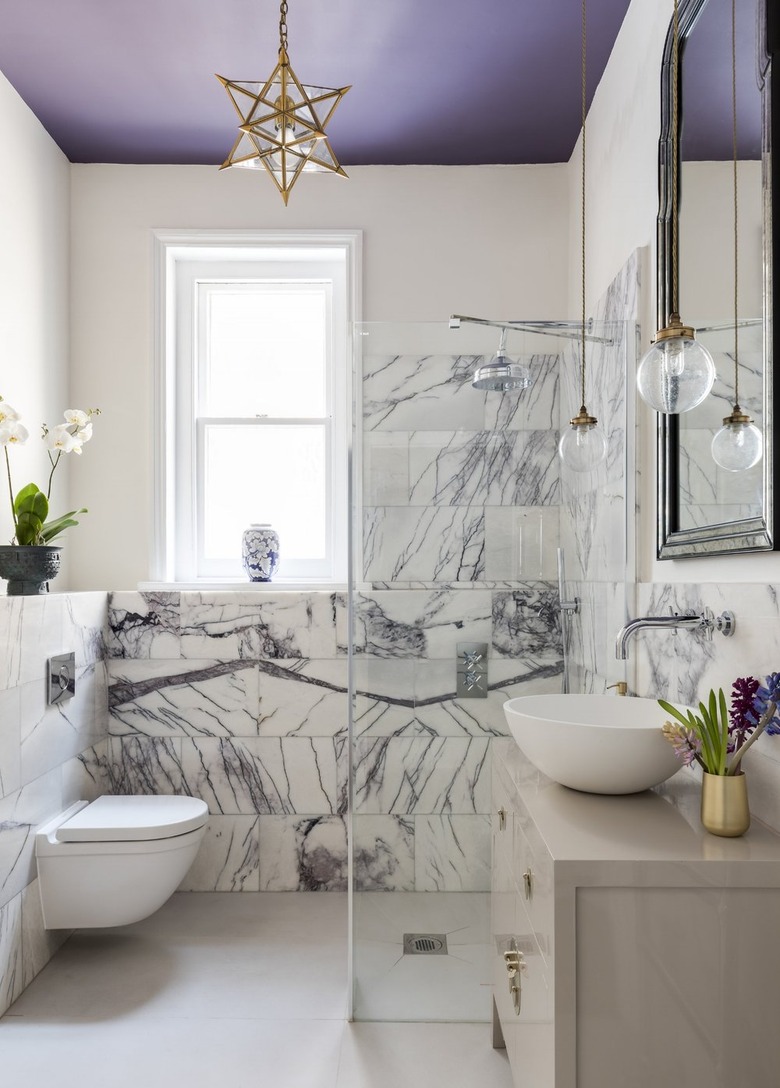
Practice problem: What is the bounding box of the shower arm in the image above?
[449,314,615,345]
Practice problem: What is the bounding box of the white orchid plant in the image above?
[0,395,100,546]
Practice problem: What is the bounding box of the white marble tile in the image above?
[409,429,559,507]
[0,598,23,690]
[0,687,21,800]
[362,432,410,505]
[105,736,185,796]
[20,665,105,786]
[352,659,419,738]
[485,505,561,580]
[353,737,490,815]
[0,769,63,909]
[180,736,346,816]
[257,659,348,737]
[344,589,492,659]
[363,507,485,583]
[415,815,491,892]
[483,352,559,432]
[180,592,337,660]
[107,591,181,659]
[258,815,347,891]
[0,891,22,1016]
[20,878,68,992]
[414,661,513,738]
[177,816,260,892]
[363,353,485,432]
[491,585,563,660]
[65,591,108,666]
[62,741,110,807]
[10,595,66,687]
[353,815,415,891]
[108,659,260,738]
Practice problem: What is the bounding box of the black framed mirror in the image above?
[657,0,778,557]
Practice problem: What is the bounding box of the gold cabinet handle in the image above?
[498,806,507,831]
[504,941,526,1015]
[523,868,533,900]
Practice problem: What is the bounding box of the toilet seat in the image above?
[55,795,209,843]
[35,794,210,929]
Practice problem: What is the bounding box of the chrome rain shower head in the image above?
[471,327,533,392]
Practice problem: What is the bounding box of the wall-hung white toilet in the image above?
[35,794,209,930]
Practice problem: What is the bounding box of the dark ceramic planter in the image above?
[0,545,62,595]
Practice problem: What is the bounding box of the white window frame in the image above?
[151,230,361,587]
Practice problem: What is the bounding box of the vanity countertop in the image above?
[494,738,780,886]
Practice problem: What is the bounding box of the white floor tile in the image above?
[0,1017,344,1088]
[336,1022,513,1088]
[1,890,510,1088]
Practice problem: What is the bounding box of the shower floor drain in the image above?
[403,933,448,955]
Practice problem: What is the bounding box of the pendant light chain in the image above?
[731,0,739,406]
[671,0,680,314]
[580,0,587,411]
[279,0,289,52]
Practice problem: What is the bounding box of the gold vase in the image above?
[700,771,750,837]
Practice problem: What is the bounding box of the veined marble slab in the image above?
[353,736,490,815]
[180,592,337,660]
[258,815,347,891]
[353,815,415,891]
[108,659,260,738]
[108,591,181,659]
[342,589,492,659]
[178,816,260,892]
[179,736,347,816]
[414,815,491,892]
[363,507,485,583]
[408,429,559,508]
[363,354,485,432]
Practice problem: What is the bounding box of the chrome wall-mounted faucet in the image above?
[615,609,735,660]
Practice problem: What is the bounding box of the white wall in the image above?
[69,163,569,590]
[0,72,70,579]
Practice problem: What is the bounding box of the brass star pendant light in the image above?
[216,0,350,205]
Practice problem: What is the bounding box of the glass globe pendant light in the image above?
[636,0,715,414]
[711,0,763,473]
[558,0,607,473]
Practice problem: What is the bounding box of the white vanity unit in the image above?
[491,739,780,1088]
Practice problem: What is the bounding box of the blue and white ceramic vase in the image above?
[242,524,280,582]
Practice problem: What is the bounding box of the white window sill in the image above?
[138,581,348,592]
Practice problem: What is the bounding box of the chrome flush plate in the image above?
[48,652,76,705]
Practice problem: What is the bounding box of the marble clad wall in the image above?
[558,252,639,694]
[107,583,565,895]
[633,582,780,837]
[354,336,566,890]
[107,591,349,894]
[0,592,109,1017]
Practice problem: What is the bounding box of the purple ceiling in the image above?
[0,0,633,166]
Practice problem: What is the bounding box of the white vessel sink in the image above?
[503,694,683,795]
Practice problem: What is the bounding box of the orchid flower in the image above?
[1,396,99,545]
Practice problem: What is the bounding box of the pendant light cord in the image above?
[671,0,680,315]
[279,0,289,52]
[580,0,587,410]
[731,0,739,405]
